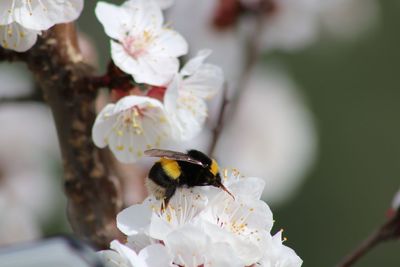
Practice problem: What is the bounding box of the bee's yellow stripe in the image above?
[160,158,181,180]
[210,159,219,176]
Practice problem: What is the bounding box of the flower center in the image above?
[120,106,144,135]
[8,0,48,17]
[122,30,154,58]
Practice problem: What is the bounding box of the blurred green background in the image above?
[57,0,400,266]
[272,0,400,266]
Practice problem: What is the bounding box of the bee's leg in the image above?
[161,186,176,212]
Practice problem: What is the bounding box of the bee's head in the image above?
[187,150,234,199]
[187,149,220,179]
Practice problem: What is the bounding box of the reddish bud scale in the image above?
[212,0,242,30]
[386,208,396,219]
[146,86,167,102]
[110,87,143,102]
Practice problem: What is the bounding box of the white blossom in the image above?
[100,170,302,267]
[92,50,223,163]
[95,0,188,86]
[164,50,224,141]
[0,0,83,51]
[199,176,273,265]
[92,95,171,163]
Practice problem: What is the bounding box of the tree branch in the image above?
[0,23,123,249]
[337,210,400,267]
[208,83,229,156]
[208,1,266,156]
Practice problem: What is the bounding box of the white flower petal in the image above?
[97,250,130,267]
[0,1,13,25]
[0,23,38,52]
[226,175,266,200]
[182,63,224,99]
[164,76,207,141]
[134,54,180,86]
[200,220,265,266]
[149,186,212,240]
[124,0,163,34]
[148,28,188,58]
[139,244,172,267]
[180,49,212,77]
[259,231,303,267]
[110,40,144,76]
[117,198,154,236]
[127,233,154,253]
[204,193,274,234]
[95,1,132,40]
[110,240,146,267]
[92,104,117,148]
[111,41,179,86]
[165,224,209,267]
[392,189,400,210]
[13,0,83,31]
[204,242,244,267]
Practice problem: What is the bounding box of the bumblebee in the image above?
[145,149,234,209]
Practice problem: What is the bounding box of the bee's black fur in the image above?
[146,149,223,209]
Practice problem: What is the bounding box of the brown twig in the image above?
[337,210,400,267]
[208,1,266,156]
[87,61,133,91]
[0,23,123,249]
[208,83,229,156]
[229,1,266,114]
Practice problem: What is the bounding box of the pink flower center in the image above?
[122,31,154,58]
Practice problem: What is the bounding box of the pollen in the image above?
[116,130,124,136]
[116,145,124,151]
[166,213,172,223]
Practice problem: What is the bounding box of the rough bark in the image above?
[0,23,123,249]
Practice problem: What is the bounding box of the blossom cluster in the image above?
[0,0,83,51]
[98,170,302,267]
[92,0,224,163]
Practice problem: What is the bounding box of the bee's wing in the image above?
[144,149,206,167]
